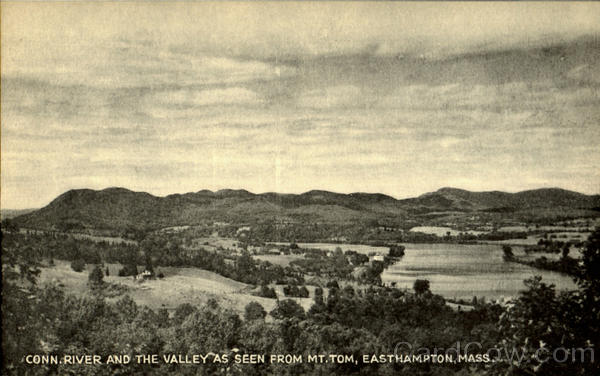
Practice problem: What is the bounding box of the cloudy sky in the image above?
[2,2,600,209]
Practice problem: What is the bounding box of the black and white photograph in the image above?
[1,2,599,375]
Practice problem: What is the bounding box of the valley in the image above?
[2,186,599,375]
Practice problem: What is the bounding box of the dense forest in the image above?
[2,225,599,375]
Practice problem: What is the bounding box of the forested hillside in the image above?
[12,187,600,234]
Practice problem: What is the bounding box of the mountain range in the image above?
[6,187,600,233]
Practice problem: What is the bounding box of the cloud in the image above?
[151,87,263,107]
[3,40,295,89]
[376,80,600,115]
[143,87,265,119]
[4,2,599,61]
[297,85,369,109]
[566,63,600,85]
[2,3,600,208]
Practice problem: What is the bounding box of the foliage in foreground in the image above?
[2,228,599,375]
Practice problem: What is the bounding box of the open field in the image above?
[192,236,262,253]
[253,254,305,267]
[38,260,315,316]
[409,226,485,236]
[485,231,591,246]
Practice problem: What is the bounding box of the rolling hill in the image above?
[401,187,600,212]
[8,187,600,233]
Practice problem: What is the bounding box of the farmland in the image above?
[37,260,316,315]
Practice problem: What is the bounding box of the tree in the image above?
[257,284,277,299]
[70,259,86,272]
[413,279,430,295]
[88,265,104,287]
[494,276,566,375]
[502,245,514,261]
[144,253,154,275]
[270,299,305,320]
[326,280,340,290]
[313,287,324,306]
[283,284,297,297]
[350,253,369,265]
[298,286,310,298]
[118,262,138,277]
[156,308,170,328]
[173,303,197,326]
[575,229,600,355]
[283,284,310,298]
[1,231,45,373]
[244,302,267,321]
[342,285,355,297]
[176,304,241,358]
[235,251,256,281]
[388,245,405,258]
[365,261,385,285]
[1,218,19,232]
[115,295,139,321]
[493,231,600,376]
[105,266,110,276]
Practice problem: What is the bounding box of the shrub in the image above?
[173,303,197,325]
[326,280,339,289]
[388,245,406,258]
[283,285,310,298]
[270,299,305,320]
[256,285,277,299]
[502,245,514,261]
[342,285,355,297]
[88,265,104,287]
[118,263,138,277]
[413,279,430,295]
[283,285,297,297]
[244,302,267,321]
[298,286,309,298]
[70,259,86,272]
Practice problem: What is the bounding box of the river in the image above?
[382,243,577,300]
[273,242,578,301]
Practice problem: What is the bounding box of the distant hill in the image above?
[402,187,600,212]
[1,208,37,220]
[9,187,600,232]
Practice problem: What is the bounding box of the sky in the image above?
[2,2,600,209]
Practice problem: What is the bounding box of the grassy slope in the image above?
[38,260,314,316]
